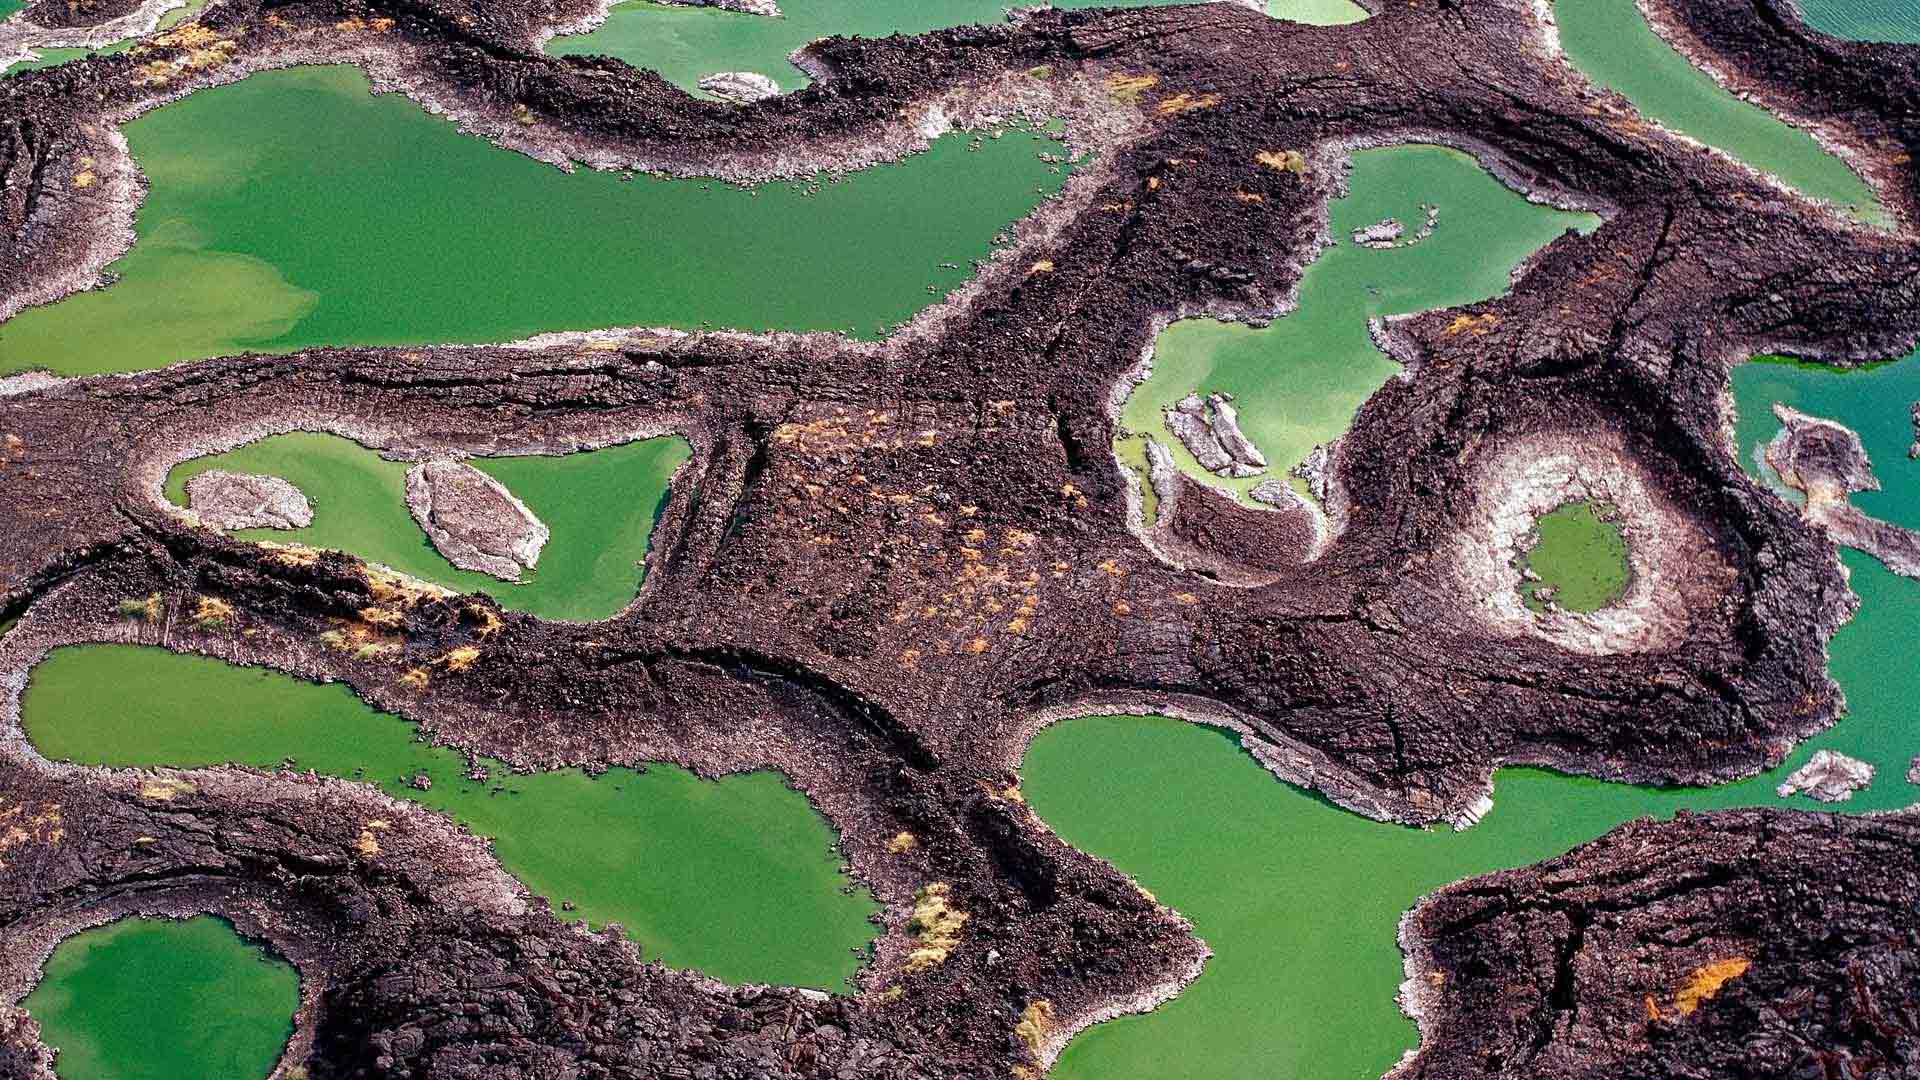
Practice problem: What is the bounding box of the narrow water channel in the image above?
[1553,0,1883,221]
[1120,144,1596,509]
[549,0,1368,99]
[21,915,300,1080]
[22,645,882,990]
[1026,347,1920,1079]
[166,433,690,623]
[0,64,1068,376]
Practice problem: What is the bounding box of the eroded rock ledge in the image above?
[1394,807,1920,1079]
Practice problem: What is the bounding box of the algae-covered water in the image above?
[165,433,690,622]
[1795,0,1920,42]
[21,915,299,1080]
[1121,144,1596,508]
[1554,0,1883,221]
[1026,349,1920,1079]
[550,0,1367,98]
[1519,500,1630,612]
[22,644,881,989]
[0,64,1068,376]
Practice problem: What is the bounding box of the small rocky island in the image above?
[404,460,549,582]
[1765,404,1920,577]
[1163,392,1268,478]
[184,470,314,531]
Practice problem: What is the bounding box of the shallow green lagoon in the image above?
[21,915,299,1080]
[1555,0,1882,220]
[1795,0,1920,42]
[1028,353,1920,1079]
[24,645,880,989]
[1519,500,1630,612]
[0,0,24,20]
[550,0,1366,98]
[2,46,92,76]
[0,64,1068,376]
[1122,145,1596,507]
[166,432,690,622]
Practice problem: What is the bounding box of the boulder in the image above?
[698,71,780,103]
[1775,749,1874,802]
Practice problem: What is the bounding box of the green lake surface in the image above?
[549,0,1366,98]
[23,645,881,989]
[1554,0,1883,221]
[0,63,1067,376]
[1025,350,1920,1079]
[1519,500,1630,612]
[1122,144,1597,508]
[21,915,299,1080]
[166,432,690,622]
[1794,0,1920,41]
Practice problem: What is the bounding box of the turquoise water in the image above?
[1795,0,1920,41]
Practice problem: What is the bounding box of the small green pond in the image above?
[1120,144,1597,510]
[549,0,1367,98]
[1024,348,1920,1080]
[1554,0,1883,222]
[0,64,1068,376]
[1519,500,1630,613]
[166,432,690,623]
[21,915,299,1080]
[23,645,882,990]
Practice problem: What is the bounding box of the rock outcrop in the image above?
[1765,404,1920,577]
[1163,392,1267,479]
[184,470,314,531]
[697,71,780,103]
[661,0,781,16]
[403,460,549,583]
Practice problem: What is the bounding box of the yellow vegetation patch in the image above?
[1105,72,1160,104]
[0,799,65,869]
[1156,92,1220,116]
[439,646,481,672]
[71,170,96,189]
[1027,259,1055,275]
[118,593,163,621]
[1255,149,1308,174]
[1234,190,1266,203]
[139,778,196,801]
[261,542,320,567]
[365,565,451,607]
[887,831,919,854]
[904,883,969,973]
[1442,312,1500,336]
[1674,958,1750,1016]
[1014,999,1055,1060]
[150,22,224,49]
[399,667,431,691]
[193,596,233,628]
[466,604,505,638]
[360,605,407,629]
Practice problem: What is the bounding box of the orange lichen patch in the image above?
[1096,558,1125,576]
[900,647,922,669]
[887,831,919,854]
[965,637,990,655]
[365,565,451,608]
[318,619,400,660]
[1101,199,1135,213]
[1156,91,1221,116]
[1256,149,1308,174]
[1234,190,1266,203]
[904,883,969,973]
[360,606,407,629]
[71,170,97,189]
[1028,259,1056,275]
[1674,958,1751,1016]
[132,59,176,86]
[1105,72,1160,104]
[1014,999,1056,1060]
[1147,176,1163,192]
[1442,312,1500,336]
[0,799,65,869]
[149,22,225,49]
[466,604,504,638]
[1174,591,1200,604]
[1112,601,1132,616]
[438,646,482,672]
[399,667,431,691]
[1645,995,1662,1021]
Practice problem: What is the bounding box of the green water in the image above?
[0,64,1067,376]
[165,432,690,622]
[1555,0,1883,221]
[550,0,1366,98]
[1,46,92,75]
[1026,351,1920,1079]
[1795,0,1920,42]
[0,0,23,20]
[1519,500,1630,612]
[21,915,299,1080]
[23,645,881,989]
[1122,145,1597,507]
